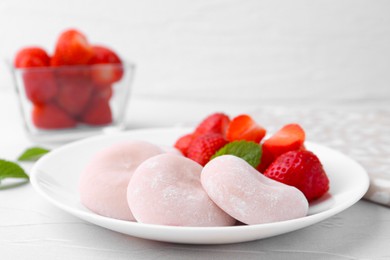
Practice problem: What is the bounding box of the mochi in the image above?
[201,155,308,225]
[79,140,164,221]
[127,154,236,227]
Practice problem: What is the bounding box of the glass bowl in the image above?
[11,62,135,143]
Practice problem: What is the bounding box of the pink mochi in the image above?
[201,155,309,225]
[79,140,164,221]
[127,154,236,227]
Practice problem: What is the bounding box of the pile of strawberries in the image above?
[14,29,124,129]
[174,112,330,202]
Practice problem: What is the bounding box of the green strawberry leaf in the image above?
[0,159,29,181]
[18,147,50,162]
[211,140,262,168]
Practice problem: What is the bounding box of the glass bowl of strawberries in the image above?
[11,29,135,143]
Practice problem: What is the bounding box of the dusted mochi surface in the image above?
[201,155,309,225]
[79,140,164,221]
[127,154,236,227]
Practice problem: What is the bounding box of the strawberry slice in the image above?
[226,114,266,143]
[88,45,123,86]
[81,96,112,125]
[51,29,94,66]
[14,47,58,104]
[193,113,230,137]
[32,103,76,129]
[187,133,228,166]
[264,150,329,202]
[257,123,305,172]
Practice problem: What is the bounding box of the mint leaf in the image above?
[211,141,262,168]
[0,159,29,180]
[18,147,50,162]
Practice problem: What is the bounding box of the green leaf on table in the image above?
[211,140,262,168]
[0,159,29,181]
[17,147,50,162]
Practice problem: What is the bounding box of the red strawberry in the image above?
[88,45,123,86]
[226,114,266,143]
[14,47,51,68]
[174,133,194,156]
[81,96,112,125]
[257,124,305,172]
[256,147,275,173]
[21,71,58,104]
[187,133,228,166]
[56,77,93,117]
[264,150,329,202]
[51,29,94,66]
[32,103,76,129]
[14,47,58,104]
[193,113,230,137]
[93,84,113,101]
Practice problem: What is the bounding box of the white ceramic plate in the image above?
[30,127,369,244]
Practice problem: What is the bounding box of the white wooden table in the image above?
[1,87,389,259]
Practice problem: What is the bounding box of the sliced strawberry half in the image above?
[226,114,266,143]
[257,123,305,172]
[32,103,76,129]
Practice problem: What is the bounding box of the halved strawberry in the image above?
[32,103,76,129]
[81,96,112,125]
[264,150,329,202]
[88,45,123,86]
[257,123,305,172]
[226,114,266,143]
[186,133,228,166]
[14,47,58,104]
[193,113,230,137]
[51,29,94,66]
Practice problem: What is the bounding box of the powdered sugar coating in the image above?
[201,155,309,225]
[127,154,236,227]
[79,140,164,221]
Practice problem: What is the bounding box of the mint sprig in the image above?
[18,147,50,162]
[211,140,262,168]
[1,146,50,188]
[0,159,29,181]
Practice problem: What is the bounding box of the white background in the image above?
[1,0,389,106]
